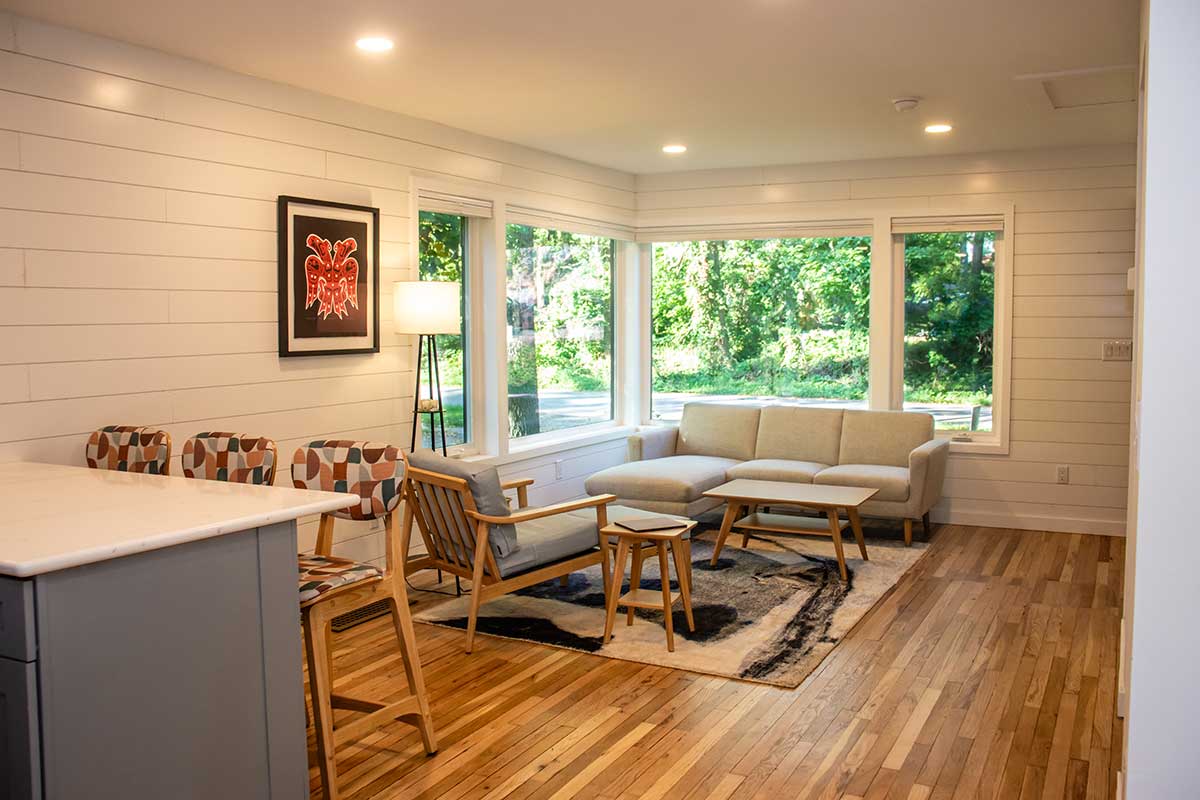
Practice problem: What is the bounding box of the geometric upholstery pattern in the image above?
[182,431,277,485]
[84,425,172,475]
[291,440,403,521]
[298,553,382,605]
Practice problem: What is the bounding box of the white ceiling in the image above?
[1,0,1140,174]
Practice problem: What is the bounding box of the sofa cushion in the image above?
[406,449,518,558]
[838,410,934,468]
[584,455,739,504]
[814,464,911,502]
[727,458,828,483]
[676,403,761,461]
[753,406,844,464]
[496,513,600,577]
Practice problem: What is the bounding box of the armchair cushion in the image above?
[406,449,518,558]
[814,464,910,502]
[497,513,602,577]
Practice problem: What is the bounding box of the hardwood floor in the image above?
[307,525,1125,800]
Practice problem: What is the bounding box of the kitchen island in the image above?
[0,462,357,800]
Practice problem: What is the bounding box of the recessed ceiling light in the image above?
[662,144,687,154]
[924,123,953,134]
[355,36,394,53]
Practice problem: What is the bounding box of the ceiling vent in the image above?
[1015,66,1137,110]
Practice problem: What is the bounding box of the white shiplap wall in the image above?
[0,11,1134,547]
[635,145,1136,535]
[0,12,633,562]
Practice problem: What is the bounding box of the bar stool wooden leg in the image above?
[681,537,694,594]
[387,583,437,754]
[603,538,630,645]
[670,539,695,633]
[626,545,644,625]
[302,603,339,800]
[656,541,675,652]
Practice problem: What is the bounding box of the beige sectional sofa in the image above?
[584,403,950,545]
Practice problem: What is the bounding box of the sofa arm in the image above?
[628,424,678,461]
[909,439,951,513]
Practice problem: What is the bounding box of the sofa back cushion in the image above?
[754,406,844,464]
[838,410,934,467]
[676,403,761,461]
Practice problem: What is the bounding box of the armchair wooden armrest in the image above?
[466,493,617,525]
[501,477,535,508]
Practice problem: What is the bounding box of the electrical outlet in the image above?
[1056,464,1070,485]
[1101,340,1133,361]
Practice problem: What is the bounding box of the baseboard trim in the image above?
[934,509,1126,536]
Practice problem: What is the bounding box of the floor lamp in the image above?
[393,280,461,456]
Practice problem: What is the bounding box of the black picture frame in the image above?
[277,195,381,357]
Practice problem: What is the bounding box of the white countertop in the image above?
[0,462,359,577]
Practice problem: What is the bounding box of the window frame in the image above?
[501,221,622,450]
[635,210,1013,455]
[887,208,1014,455]
[414,209,481,457]
[645,233,875,423]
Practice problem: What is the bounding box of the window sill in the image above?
[465,424,636,467]
[945,436,1009,456]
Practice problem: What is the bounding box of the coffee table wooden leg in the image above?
[741,504,758,548]
[671,539,695,633]
[603,538,629,645]
[626,544,644,625]
[657,541,675,652]
[710,502,741,566]
[825,509,848,582]
[847,506,868,561]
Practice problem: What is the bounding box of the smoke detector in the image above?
[892,97,920,113]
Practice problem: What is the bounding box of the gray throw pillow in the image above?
[405,449,519,558]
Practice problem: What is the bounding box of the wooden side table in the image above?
[600,520,697,652]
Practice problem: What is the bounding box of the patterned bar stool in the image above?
[181,432,278,485]
[84,425,172,475]
[292,440,436,800]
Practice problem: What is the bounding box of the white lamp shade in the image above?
[392,281,461,335]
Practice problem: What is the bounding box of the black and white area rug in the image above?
[414,530,928,688]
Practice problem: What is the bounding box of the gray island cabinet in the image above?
[0,463,356,800]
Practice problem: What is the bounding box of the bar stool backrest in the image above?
[85,425,172,475]
[182,432,278,485]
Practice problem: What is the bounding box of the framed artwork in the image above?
[277,195,381,357]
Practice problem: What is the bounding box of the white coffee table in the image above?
[702,479,878,581]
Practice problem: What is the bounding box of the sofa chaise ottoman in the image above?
[583,402,950,545]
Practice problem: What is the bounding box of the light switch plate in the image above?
[1101,340,1133,361]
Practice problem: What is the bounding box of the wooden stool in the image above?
[292,441,437,800]
[601,520,697,652]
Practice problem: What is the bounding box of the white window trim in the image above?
[883,206,1014,455]
[636,210,1013,457]
[502,218,627,448]
[410,175,500,458]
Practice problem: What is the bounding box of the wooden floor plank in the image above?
[300,526,1123,800]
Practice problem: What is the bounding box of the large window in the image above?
[651,237,872,421]
[418,210,469,448]
[901,230,997,432]
[505,224,614,439]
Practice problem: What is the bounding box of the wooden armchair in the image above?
[401,452,616,652]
